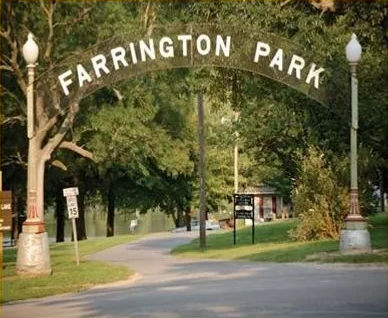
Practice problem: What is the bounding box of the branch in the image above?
[39,0,50,17]
[113,88,124,101]
[53,7,92,34]
[35,91,65,141]
[280,0,293,7]
[49,159,68,171]
[4,152,28,168]
[40,0,56,61]
[58,141,95,161]
[1,84,26,113]
[1,115,25,125]
[1,20,27,95]
[41,102,79,161]
[0,65,14,72]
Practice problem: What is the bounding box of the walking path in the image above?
[2,232,387,318]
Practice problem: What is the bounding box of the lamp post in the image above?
[22,33,43,233]
[339,33,371,253]
[16,33,51,275]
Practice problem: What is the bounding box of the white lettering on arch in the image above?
[253,42,270,62]
[77,64,92,87]
[177,35,192,57]
[215,35,231,57]
[159,37,174,58]
[111,47,129,70]
[129,43,138,64]
[197,34,211,56]
[269,48,284,71]
[139,39,156,62]
[305,63,325,89]
[58,70,73,96]
[287,54,305,79]
[91,54,110,78]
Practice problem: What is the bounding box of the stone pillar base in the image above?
[339,228,372,253]
[16,232,51,275]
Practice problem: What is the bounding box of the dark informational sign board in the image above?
[233,194,255,245]
[0,191,12,231]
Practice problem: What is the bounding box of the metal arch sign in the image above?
[37,24,329,118]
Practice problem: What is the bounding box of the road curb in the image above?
[88,272,143,290]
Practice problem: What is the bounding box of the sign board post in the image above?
[233,194,255,245]
[0,191,13,231]
[63,187,80,265]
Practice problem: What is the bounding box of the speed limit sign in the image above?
[63,187,81,265]
[63,187,79,219]
[66,195,79,219]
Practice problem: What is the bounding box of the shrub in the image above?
[289,147,349,241]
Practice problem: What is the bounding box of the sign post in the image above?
[233,194,255,245]
[63,187,80,265]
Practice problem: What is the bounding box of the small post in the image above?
[71,218,80,265]
[233,213,236,245]
[63,187,80,265]
[252,197,255,244]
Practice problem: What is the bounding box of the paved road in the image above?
[2,232,387,318]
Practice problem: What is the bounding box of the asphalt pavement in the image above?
[2,231,387,318]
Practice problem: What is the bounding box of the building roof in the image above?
[240,184,278,195]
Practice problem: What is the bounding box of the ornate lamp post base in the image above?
[22,221,45,234]
[16,232,51,275]
[339,194,371,253]
[339,226,372,253]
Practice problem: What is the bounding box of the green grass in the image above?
[172,213,387,263]
[2,234,142,303]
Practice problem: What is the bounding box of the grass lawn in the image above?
[2,234,142,303]
[172,213,387,263]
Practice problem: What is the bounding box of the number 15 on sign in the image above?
[66,196,79,219]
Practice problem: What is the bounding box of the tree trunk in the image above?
[378,168,386,212]
[55,190,65,242]
[106,184,115,237]
[176,209,185,228]
[11,190,18,245]
[171,211,178,228]
[15,194,25,242]
[185,207,192,231]
[75,182,87,241]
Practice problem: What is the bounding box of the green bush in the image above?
[289,147,349,241]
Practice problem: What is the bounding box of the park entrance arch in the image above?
[38,23,328,119]
[18,23,332,275]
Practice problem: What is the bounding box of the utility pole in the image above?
[197,92,206,251]
[234,111,240,194]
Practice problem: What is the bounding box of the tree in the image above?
[289,146,349,240]
[79,71,196,235]
[1,1,128,273]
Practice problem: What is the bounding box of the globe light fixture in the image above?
[345,33,362,64]
[22,33,39,66]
